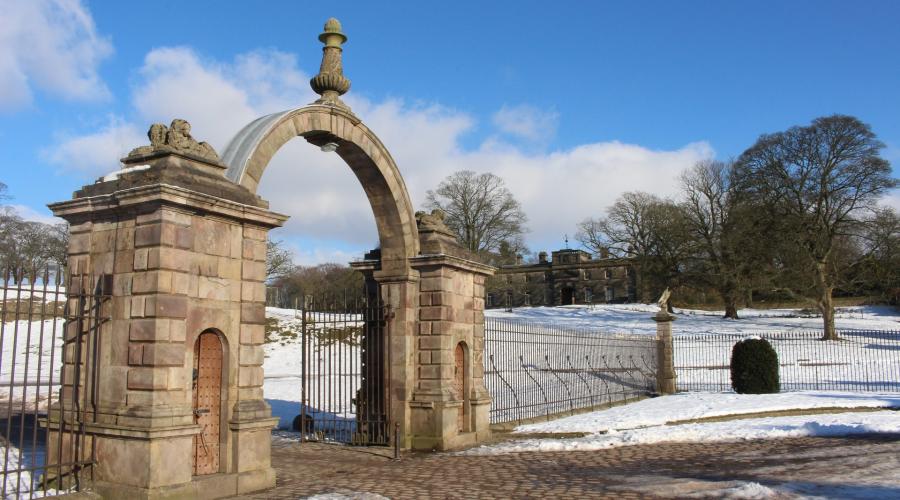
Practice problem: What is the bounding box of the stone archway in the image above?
[220,104,419,277]
[218,18,424,449]
[47,17,493,499]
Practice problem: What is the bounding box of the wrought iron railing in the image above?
[674,330,900,392]
[484,318,658,424]
[1,266,106,498]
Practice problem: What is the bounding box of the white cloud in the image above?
[0,0,112,110]
[491,104,559,143]
[8,204,64,225]
[42,117,144,176]
[880,191,900,212]
[132,47,315,147]
[283,241,366,268]
[44,46,713,263]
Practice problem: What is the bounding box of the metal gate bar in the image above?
[298,290,391,446]
[0,266,106,498]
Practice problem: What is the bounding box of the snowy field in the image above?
[489,304,900,395]
[485,303,900,335]
[0,318,65,414]
[264,307,377,438]
[514,391,900,434]
[263,304,900,429]
[465,392,900,455]
[0,283,68,414]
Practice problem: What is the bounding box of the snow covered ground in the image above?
[264,307,371,434]
[513,391,900,434]
[466,409,900,455]
[485,303,900,335]
[489,304,900,395]
[263,304,900,429]
[0,318,65,413]
[465,392,900,463]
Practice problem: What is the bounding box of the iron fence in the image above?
[674,330,900,392]
[484,318,658,424]
[0,266,105,498]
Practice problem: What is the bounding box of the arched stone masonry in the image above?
[47,17,493,499]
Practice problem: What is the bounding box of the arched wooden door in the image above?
[454,343,466,432]
[192,331,223,475]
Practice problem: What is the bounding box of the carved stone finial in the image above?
[125,119,220,163]
[310,17,351,108]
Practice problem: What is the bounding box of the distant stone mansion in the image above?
[486,248,637,308]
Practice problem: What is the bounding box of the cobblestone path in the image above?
[239,433,900,499]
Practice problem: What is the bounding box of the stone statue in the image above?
[148,123,167,147]
[415,209,452,233]
[657,287,671,313]
[126,119,220,163]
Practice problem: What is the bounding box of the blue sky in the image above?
[1,1,898,263]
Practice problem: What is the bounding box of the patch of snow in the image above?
[100,164,149,182]
[303,492,389,500]
[0,284,66,303]
[465,410,900,455]
[683,481,778,499]
[609,476,783,499]
[1,444,30,497]
[514,392,900,434]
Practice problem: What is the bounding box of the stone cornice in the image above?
[409,253,496,276]
[48,182,288,228]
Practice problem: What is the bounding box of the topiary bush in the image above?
[730,337,780,394]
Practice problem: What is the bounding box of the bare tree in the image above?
[735,115,897,340]
[576,192,691,303]
[845,207,900,303]
[424,170,528,256]
[266,239,294,281]
[680,160,746,319]
[0,206,21,275]
[270,263,365,306]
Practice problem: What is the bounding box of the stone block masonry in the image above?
[49,147,287,499]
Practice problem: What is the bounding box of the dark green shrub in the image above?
[730,337,780,394]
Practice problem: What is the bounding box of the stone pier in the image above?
[49,138,287,499]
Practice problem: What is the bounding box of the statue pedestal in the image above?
[652,312,677,394]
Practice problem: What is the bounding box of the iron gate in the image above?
[297,291,391,445]
[0,266,106,498]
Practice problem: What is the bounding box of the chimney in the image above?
[515,254,523,265]
[600,247,610,259]
[538,251,548,264]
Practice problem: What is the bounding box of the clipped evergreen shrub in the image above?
[730,337,780,394]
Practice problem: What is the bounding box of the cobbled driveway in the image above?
[238,433,900,499]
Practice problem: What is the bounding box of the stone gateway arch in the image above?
[47,18,492,499]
